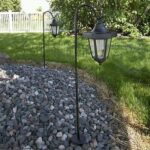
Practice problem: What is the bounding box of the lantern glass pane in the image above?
[51,26,59,36]
[106,39,112,58]
[96,40,105,59]
[89,39,95,57]
[57,26,59,34]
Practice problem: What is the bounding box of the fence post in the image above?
[8,10,13,32]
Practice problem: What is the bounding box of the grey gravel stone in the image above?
[17,135,26,144]
[20,93,26,99]
[48,135,53,142]
[39,113,49,123]
[53,129,57,134]
[96,142,105,150]
[36,137,45,149]
[26,132,31,137]
[59,145,65,150]
[93,139,98,148]
[37,128,44,137]
[83,144,90,150]
[111,146,120,150]
[61,134,67,141]
[0,115,6,122]
[0,64,128,150]
[66,147,73,150]
[23,145,33,150]
[85,133,92,143]
[50,105,55,110]
[56,132,63,138]
[8,137,15,145]
[75,146,82,150]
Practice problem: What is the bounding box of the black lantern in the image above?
[50,18,59,37]
[71,4,117,145]
[43,11,59,67]
[83,19,117,63]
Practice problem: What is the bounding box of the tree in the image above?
[0,0,21,12]
[50,0,150,36]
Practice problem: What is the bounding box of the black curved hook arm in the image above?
[74,4,98,64]
[74,4,97,24]
[73,3,99,142]
[43,11,54,18]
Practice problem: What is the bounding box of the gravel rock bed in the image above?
[0,64,129,150]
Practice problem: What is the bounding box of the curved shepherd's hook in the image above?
[72,4,100,145]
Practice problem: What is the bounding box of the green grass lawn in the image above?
[0,33,150,127]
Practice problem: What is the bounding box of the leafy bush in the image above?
[0,0,21,11]
[50,0,150,36]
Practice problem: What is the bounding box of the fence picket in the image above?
[0,11,51,33]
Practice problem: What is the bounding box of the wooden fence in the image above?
[0,11,52,33]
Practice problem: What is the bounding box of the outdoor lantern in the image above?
[50,18,59,37]
[83,19,117,63]
[71,3,117,146]
[43,10,60,68]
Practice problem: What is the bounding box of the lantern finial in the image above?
[92,19,107,34]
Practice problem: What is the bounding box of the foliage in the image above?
[0,33,150,127]
[0,0,21,12]
[36,6,42,12]
[49,0,150,36]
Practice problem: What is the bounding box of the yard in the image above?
[0,33,150,139]
[0,33,150,128]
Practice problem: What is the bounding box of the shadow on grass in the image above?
[100,60,150,128]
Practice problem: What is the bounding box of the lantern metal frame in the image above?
[71,4,117,145]
[42,11,59,68]
[83,20,117,63]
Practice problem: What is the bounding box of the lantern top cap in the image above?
[83,19,117,39]
[50,18,59,26]
[92,19,108,34]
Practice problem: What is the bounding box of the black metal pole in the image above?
[42,11,54,68]
[71,4,97,145]
[43,12,45,68]
[74,9,80,140]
